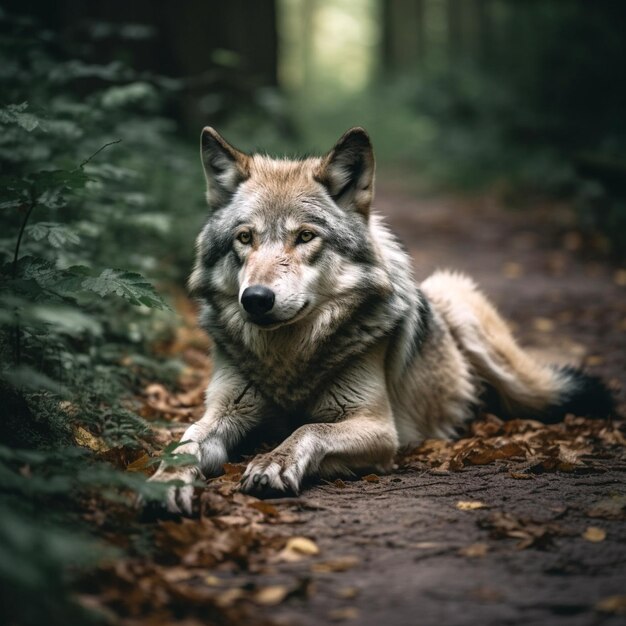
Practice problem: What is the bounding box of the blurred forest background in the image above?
[1,1,625,625]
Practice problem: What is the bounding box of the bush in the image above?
[0,11,203,625]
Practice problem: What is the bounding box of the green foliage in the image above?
[0,10,204,626]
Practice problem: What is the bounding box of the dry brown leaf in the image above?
[509,471,533,480]
[160,567,198,583]
[456,500,487,511]
[555,443,588,471]
[276,536,320,562]
[312,556,360,573]
[214,588,245,608]
[286,536,319,554]
[328,607,359,621]
[583,526,606,542]
[362,473,380,483]
[471,414,505,437]
[73,426,110,453]
[248,501,279,517]
[222,463,245,480]
[126,453,150,472]
[276,511,301,524]
[214,515,249,527]
[253,585,290,606]
[462,441,528,466]
[458,543,489,558]
[596,595,626,615]
[533,317,555,332]
[480,511,570,550]
[336,587,359,599]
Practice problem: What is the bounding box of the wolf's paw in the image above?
[239,453,301,497]
[144,465,204,516]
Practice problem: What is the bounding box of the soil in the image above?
[108,187,626,626]
[241,187,626,626]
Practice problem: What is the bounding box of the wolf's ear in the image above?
[200,127,250,206]
[316,127,375,217]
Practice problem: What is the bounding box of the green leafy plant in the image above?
[0,10,206,625]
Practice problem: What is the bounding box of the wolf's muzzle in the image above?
[241,285,275,316]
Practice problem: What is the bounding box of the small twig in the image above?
[11,199,36,364]
[12,200,37,280]
[78,139,121,170]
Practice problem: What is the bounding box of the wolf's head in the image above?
[189,127,391,333]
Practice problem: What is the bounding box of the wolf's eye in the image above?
[296,230,316,244]
[237,231,252,245]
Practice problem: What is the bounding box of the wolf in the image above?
[149,126,613,514]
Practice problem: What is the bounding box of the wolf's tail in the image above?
[540,365,614,421]
[422,271,614,422]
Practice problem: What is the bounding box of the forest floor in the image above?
[87,186,626,626]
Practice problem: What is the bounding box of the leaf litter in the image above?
[74,294,626,624]
[401,413,626,475]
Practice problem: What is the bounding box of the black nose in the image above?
[241,285,275,316]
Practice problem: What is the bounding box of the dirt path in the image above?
[111,188,626,626]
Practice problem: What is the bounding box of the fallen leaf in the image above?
[73,426,110,453]
[312,556,360,573]
[276,536,320,561]
[328,607,359,621]
[533,317,555,332]
[215,588,245,608]
[126,453,150,472]
[214,515,249,527]
[362,474,380,483]
[160,567,197,583]
[462,441,528,466]
[456,500,487,510]
[248,501,279,517]
[458,543,489,557]
[480,511,570,550]
[253,585,290,606]
[334,479,347,488]
[583,526,606,542]
[555,443,587,471]
[287,536,319,554]
[509,471,533,480]
[222,463,245,479]
[596,595,626,615]
[336,587,359,599]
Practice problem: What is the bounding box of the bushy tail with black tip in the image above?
[422,271,615,422]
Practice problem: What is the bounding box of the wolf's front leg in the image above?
[149,363,265,514]
[240,354,398,496]
[241,349,399,496]
[239,414,398,496]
